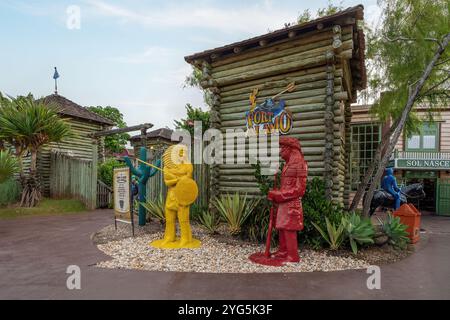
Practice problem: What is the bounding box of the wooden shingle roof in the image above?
[41,94,114,126]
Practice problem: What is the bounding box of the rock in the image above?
[374,235,389,246]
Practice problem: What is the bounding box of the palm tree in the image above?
[0,93,72,207]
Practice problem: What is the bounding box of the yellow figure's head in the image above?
[163,144,189,169]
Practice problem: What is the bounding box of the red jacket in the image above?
[270,152,308,231]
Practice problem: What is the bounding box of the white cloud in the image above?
[85,0,297,35]
[109,46,175,64]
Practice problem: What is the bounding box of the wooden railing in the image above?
[97,180,112,208]
[394,150,450,160]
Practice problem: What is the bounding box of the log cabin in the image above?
[184,5,367,207]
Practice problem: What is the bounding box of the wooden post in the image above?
[91,140,98,210]
[324,50,336,201]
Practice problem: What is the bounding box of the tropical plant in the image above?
[197,210,221,235]
[311,217,346,251]
[0,94,72,207]
[0,150,18,183]
[141,194,165,224]
[379,214,410,250]
[342,212,375,254]
[243,200,273,243]
[300,178,345,249]
[87,106,130,154]
[98,158,124,187]
[214,193,260,236]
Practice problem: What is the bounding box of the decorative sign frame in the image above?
[113,167,135,236]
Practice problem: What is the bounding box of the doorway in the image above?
[403,171,437,214]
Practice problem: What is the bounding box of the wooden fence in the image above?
[97,180,112,208]
[49,151,97,210]
[145,158,210,210]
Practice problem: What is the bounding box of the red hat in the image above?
[279,136,301,151]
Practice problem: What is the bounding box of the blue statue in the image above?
[381,168,401,210]
[124,147,161,226]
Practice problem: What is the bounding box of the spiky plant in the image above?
[214,193,260,236]
[0,151,18,183]
[342,212,375,254]
[141,194,165,224]
[312,217,346,251]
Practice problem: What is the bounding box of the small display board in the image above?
[113,167,134,236]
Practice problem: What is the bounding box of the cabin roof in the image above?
[40,94,114,126]
[130,127,174,142]
[185,4,366,89]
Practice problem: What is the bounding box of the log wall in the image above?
[197,24,358,205]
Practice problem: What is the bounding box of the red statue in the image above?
[249,137,308,266]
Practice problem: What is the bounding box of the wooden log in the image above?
[212,39,354,79]
[211,25,354,68]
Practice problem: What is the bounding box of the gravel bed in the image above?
[94,222,377,273]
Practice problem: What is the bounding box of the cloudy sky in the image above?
[0,0,380,131]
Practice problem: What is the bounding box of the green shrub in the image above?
[379,214,410,249]
[342,212,375,254]
[141,194,165,224]
[198,210,221,235]
[0,151,18,183]
[98,158,124,187]
[214,193,260,236]
[0,178,21,207]
[312,217,346,250]
[300,178,345,249]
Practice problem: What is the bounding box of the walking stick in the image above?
[264,174,278,258]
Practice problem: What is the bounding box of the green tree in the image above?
[174,104,210,135]
[0,93,72,207]
[297,1,343,24]
[87,106,130,154]
[350,0,450,215]
[184,67,214,107]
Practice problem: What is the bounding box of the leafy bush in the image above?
[141,194,165,224]
[0,178,21,207]
[379,214,410,249]
[198,210,221,235]
[98,158,124,187]
[214,193,260,236]
[312,217,346,250]
[342,212,375,254]
[300,178,345,249]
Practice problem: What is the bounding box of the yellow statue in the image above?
[150,145,201,249]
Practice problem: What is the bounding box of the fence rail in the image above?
[97,180,112,208]
[395,150,450,160]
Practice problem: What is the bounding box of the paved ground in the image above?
[0,210,449,300]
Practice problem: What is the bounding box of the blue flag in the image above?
[53,67,60,80]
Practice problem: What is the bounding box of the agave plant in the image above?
[312,217,346,250]
[0,150,18,183]
[198,210,221,235]
[214,193,260,236]
[141,194,165,224]
[379,214,410,250]
[342,212,375,254]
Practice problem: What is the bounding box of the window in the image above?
[350,124,381,191]
[406,122,439,151]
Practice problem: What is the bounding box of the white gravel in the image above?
[96,226,370,273]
